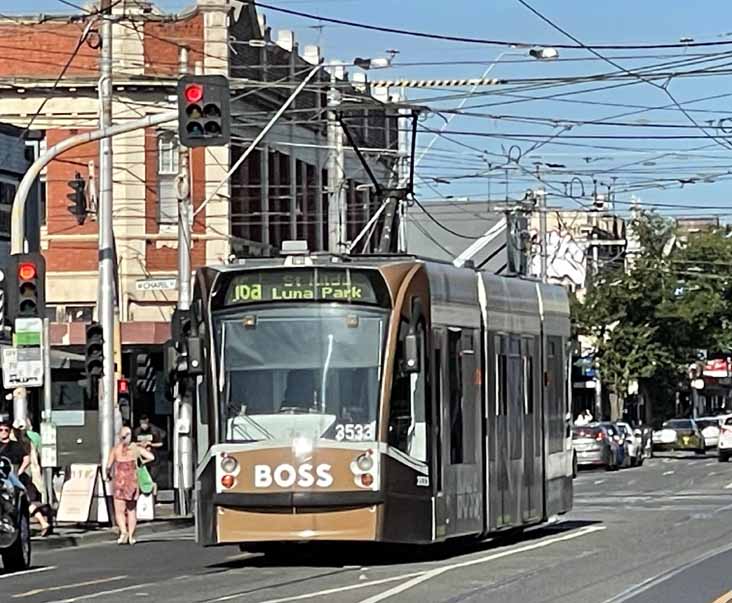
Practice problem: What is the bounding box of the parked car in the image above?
[696,417,722,449]
[598,422,631,467]
[0,456,31,571]
[652,419,705,454]
[573,425,622,470]
[617,421,645,466]
[718,416,732,462]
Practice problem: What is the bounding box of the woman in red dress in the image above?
[106,426,154,545]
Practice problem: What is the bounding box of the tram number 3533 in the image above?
[335,424,374,441]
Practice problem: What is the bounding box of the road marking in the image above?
[594,480,605,485]
[45,581,158,603]
[706,461,717,466]
[0,566,57,580]
[712,589,732,603]
[233,572,426,603]
[355,525,606,603]
[601,540,732,603]
[724,482,732,489]
[663,470,675,476]
[14,576,128,598]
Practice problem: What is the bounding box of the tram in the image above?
[184,250,573,546]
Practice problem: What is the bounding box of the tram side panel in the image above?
[480,275,546,533]
[539,284,573,519]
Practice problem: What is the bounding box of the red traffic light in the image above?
[18,262,37,281]
[184,83,204,104]
[117,378,129,395]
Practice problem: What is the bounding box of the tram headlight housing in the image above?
[220,454,239,474]
[356,451,374,472]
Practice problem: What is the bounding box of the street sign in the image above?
[14,317,42,346]
[136,278,177,292]
[2,346,43,388]
[40,421,58,468]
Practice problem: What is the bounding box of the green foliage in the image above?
[573,211,732,409]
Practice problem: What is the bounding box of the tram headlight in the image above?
[220,454,239,474]
[356,452,374,472]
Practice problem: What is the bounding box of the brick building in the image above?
[0,0,397,468]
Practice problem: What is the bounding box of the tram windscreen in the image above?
[215,306,386,444]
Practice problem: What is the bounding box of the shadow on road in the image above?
[206,519,602,570]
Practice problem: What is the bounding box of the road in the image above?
[5,452,732,603]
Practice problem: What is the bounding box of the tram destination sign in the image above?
[224,269,381,305]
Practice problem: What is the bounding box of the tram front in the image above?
[193,263,405,546]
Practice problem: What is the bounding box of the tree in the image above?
[573,211,732,422]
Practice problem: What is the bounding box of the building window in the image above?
[0,180,15,240]
[157,132,179,230]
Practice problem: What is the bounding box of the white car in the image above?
[617,421,644,466]
[697,417,722,449]
[719,416,732,462]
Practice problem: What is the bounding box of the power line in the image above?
[514,0,732,152]
[255,2,732,51]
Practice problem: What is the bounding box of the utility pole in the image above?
[42,317,53,504]
[538,188,548,282]
[327,67,345,253]
[98,0,116,477]
[175,47,193,515]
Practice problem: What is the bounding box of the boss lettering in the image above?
[253,463,333,488]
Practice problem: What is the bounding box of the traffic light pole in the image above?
[11,111,177,255]
[98,2,116,478]
[176,48,193,515]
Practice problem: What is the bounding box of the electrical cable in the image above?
[514,0,732,152]
[255,2,732,51]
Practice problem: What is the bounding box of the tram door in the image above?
[439,327,483,537]
[522,336,543,522]
[493,334,532,528]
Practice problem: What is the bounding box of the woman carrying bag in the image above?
[106,426,154,545]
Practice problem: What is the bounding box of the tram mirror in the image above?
[187,336,205,376]
[404,331,421,374]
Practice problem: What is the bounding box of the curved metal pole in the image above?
[11,109,178,254]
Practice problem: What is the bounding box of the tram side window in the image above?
[460,331,476,464]
[547,337,565,453]
[524,338,534,414]
[496,335,508,415]
[388,322,428,462]
[448,329,464,464]
[509,336,523,460]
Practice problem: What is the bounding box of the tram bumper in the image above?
[196,445,383,546]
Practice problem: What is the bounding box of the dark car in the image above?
[0,456,31,571]
[652,419,705,454]
[573,425,622,470]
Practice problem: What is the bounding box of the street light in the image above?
[414,46,559,168]
[529,46,560,61]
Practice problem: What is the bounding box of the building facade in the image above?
[0,0,397,473]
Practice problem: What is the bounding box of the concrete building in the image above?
[0,0,397,472]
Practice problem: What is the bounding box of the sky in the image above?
[16,0,732,219]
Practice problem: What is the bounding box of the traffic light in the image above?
[85,322,104,398]
[134,352,156,395]
[117,378,131,423]
[177,75,230,147]
[6,253,46,322]
[67,172,87,225]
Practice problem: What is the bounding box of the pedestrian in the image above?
[0,420,52,536]
[133,414,165,497]
[106,426,154,545]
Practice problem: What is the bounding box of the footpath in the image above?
[32,503,193,551]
